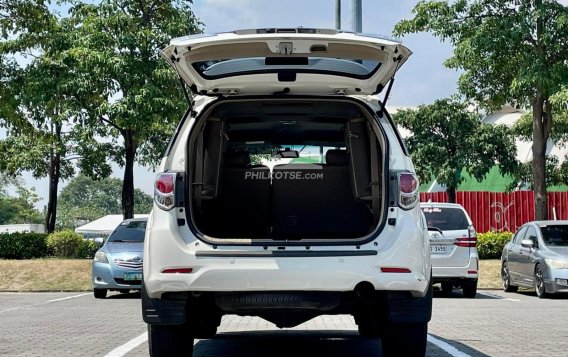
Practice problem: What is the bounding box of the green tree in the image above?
[394,99,518,202]
[0,178,43,225]
[1,10,112,233]
[65,0,201,219]
[57,175,153,229]
[0,0,49,37]
[0,196,43,224]
[507,156,565,191]
[512,86,568,187]
[394,0,568,219]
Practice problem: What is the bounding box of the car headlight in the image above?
[94,251,109,264]
[545,259,568,269]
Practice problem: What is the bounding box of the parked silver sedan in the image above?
[92,217,147,298]
[501,221,568,298]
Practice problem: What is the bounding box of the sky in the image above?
[23,0,463,210]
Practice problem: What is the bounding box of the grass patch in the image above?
[0,258,504,292]
[0,258,92,291]
[479,259,502,289]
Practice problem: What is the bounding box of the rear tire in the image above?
[94,288,107,299]
[381,322,427,357]
[441,282,453,296]
[502,261,518,293]
[462,279,478,298]
[148,324,193,357]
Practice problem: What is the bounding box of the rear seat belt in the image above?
[368,123,381,224]
[193,129,204,213]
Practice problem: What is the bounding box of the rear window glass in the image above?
[541,225,568,247]
[422,207,469,231]
[107,220,147,243]
[193,57,381,80]
[227,143,345,166]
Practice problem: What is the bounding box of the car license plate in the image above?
[124,272,142,281]
[430,245,447,254]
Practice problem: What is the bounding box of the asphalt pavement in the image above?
[1,289,567,356]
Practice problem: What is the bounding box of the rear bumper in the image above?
[144,207,432,298]
[432,256,478,282]
[144,253,430,296]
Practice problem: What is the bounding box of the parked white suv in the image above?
[143,28,432,357]
[421,202,478,297]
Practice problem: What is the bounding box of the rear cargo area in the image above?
[188,99,386,241]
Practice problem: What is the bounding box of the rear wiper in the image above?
[427,227,443,234]
[111,239,137,243]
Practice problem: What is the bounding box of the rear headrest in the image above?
[326,150,349,166]
[224,151,251,167]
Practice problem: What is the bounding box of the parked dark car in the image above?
[501,221,568,298]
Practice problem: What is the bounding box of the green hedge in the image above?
[78,240,99,259]
[0,232,49,259]
[477,231,513,259]
[0,231,99,259]
[47,230,85,258]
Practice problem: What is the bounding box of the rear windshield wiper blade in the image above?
[427,227,443,234]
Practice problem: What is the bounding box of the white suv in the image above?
[421,202,479,297]
[143,28,432,357]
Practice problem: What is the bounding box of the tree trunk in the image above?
[532,97,548,220]
[447,168,461,204]
[447,186,456,203]
[122,129,136,219]
[45,122,62,233]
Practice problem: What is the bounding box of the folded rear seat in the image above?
[272,150,372,239]
[205,151,271,238]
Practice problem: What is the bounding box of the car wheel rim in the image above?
[502,263,510,289]
[535,266,544,296]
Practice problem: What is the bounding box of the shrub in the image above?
[47,230,84,258]
[0,232,49,259]
[78,240,99,259]
[477,231,513,259]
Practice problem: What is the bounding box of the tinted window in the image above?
[193,57,381,80]
[107,220,147,243]
[227,143,346,165]
[422,207,469,230]
[513,227,528,244]
[525,226,539,248]
[541,225,568,247]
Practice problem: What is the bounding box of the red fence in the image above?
[420,191,568,233]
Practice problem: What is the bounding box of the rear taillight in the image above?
[398,172,419,210]
[455,225,477,247]
[454,237,477,248]
[154,172,176,210]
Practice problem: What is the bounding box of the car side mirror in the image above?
[521,239,534,249]
[94,237,105,246]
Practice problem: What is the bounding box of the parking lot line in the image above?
[103,332,147,357]
[477,291,521,301]
[427,334,471,357]
[48,292,91,302]
[106,331,473,357]
[0,292,92,314]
